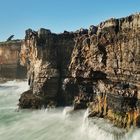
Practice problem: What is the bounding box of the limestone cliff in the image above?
[19,13,140,128]
[19,29,76,108]
[0,40,27,79]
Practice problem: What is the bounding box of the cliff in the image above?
[0,40,27,79]
[19,13,140,129]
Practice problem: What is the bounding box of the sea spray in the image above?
[62,106,74,119]
[84,117,126,140]
[0,80,29,110]
[0,81,140,140]
[81,108,90,132]
[81,108,124,140]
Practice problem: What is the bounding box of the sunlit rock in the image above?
[19,13,140,128]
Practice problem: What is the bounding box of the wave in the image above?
[0,81,140,140]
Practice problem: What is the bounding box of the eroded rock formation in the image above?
[19,13,140,128]
[20,28,76,108]
[0,40,27,79]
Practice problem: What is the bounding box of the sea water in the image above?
[0,80,140,140]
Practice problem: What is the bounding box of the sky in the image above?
[0,0,140,41]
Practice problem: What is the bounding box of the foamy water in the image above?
[0,80,140,140]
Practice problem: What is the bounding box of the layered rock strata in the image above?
[19,29,76,108]
[19,13,140,128]
[0,40,27,79]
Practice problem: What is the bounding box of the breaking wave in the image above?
[0,80,140,140]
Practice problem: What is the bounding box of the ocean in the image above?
[0,80,139,140]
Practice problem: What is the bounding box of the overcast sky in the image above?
[0,0,140,41]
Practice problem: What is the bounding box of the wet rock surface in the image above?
[18,90,43,109]
[19,13,140,128]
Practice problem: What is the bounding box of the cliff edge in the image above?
[0,40,27,80]
[19,13,140,129]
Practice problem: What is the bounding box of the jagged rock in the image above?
[75,28,88,35]
[88,25,97,35]
[19,13,140,128]
[63,30,70,34]
[38,28,51,39]
[62,78,79,105]
[18,90,43,109]
[20,28,76,107]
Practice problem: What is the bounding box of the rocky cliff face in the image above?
[19,13,140,128]
[0,40,27,79]
[19,29,76,108]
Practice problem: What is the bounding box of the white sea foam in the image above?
[0,80,140,140]
[62,106,74,118]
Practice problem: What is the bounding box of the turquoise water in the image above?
[0,80,140,140]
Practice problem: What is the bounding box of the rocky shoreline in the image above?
[18,13,140,129]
